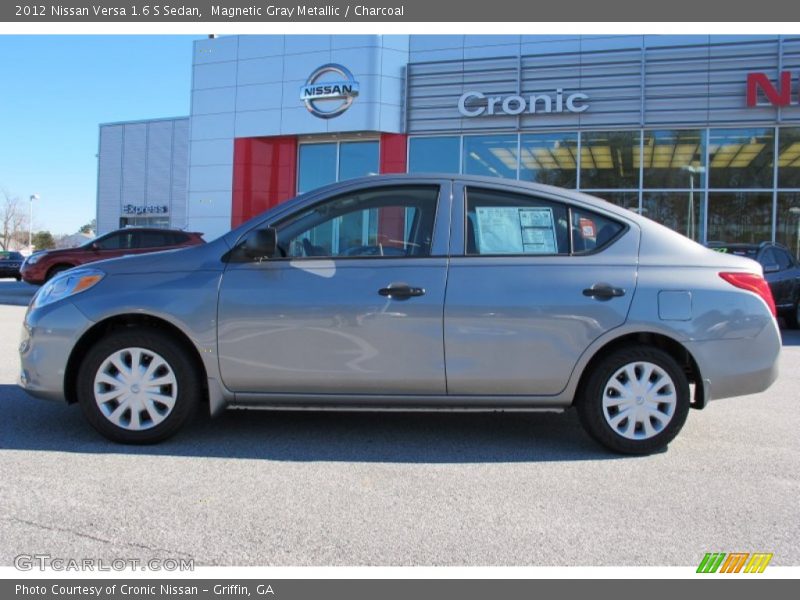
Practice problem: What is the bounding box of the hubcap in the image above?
[602,361,677,441]
[93,347,178,431]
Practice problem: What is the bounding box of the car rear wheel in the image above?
[77,328,199,444]
[576,345,690,455]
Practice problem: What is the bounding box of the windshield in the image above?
[0,251,23,260]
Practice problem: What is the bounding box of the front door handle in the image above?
[583,284,626,301]
[378,283,425,300]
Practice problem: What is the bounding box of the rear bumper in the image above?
[19,301,94,402]
[685,317,781,402]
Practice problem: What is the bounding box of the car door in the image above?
[444,183,639,396]
[217,182,451,395]
[772,247,799,310]
[759,248,788,307]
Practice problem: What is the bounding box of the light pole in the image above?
[681,165,706,241]
[29,194,39,252]
[789,206,800,261]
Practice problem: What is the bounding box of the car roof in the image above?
[110,227,203,235]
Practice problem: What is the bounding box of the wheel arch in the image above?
[64,313,209,407]
[572,331,705,409]
[46,263,77,279]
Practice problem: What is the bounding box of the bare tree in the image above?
[0,188,29,251]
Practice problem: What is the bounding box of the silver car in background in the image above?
[19,175,781,454]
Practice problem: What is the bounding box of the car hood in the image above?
[84,239,230,276]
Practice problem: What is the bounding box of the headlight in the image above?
[31,268,105,309]
[25,253,44,265]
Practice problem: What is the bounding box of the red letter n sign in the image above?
[747,72,792,107]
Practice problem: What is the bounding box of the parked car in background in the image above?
[707,241,800,328]
[0,250,24,281]
[20,228,205,285]
[19,175,781,454]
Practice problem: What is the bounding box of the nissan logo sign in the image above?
[300,64,360,119]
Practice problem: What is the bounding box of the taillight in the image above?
[719,272,777,317]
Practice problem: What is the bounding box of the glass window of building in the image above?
[298,143,337,193]
[642,130,706,189]
[463,134,519,179]
[580,131,640,189]
[408,136,460,174]
[591,191,640,213]
[642,192,703,241]
[777,193,800,261]
[708,128,774,189]
[778,127,800,189]
[519,133,578,188]
[338,140,379,181]
[707,192,773,244]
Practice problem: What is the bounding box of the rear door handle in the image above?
[378,283,425,300]
[583,284,626,300]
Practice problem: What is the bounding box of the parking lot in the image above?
[0,279,798,567]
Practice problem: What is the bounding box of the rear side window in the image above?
[465,187,624,255]
[169,232,189,245]
[135,232,169,248]
[570,207,625,254]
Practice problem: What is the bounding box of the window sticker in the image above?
[475,206,557,254]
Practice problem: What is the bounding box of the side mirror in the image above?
[763,263,780,274]
[243,227,278,259]
[90,242,100,251]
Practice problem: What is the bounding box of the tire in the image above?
[77,328,200,444]
[576,345,690,455]
[14,275,21,282]
[45,264,72,282]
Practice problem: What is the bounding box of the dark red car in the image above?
[21,228,205,285]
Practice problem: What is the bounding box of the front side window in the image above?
[466,187,624,256]
[95,232,134,250]
[275,186,439,259]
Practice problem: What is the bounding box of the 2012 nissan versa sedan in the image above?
[18,175,781,454]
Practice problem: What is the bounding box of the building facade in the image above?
[97,116,188,234]
[97,35,800,257]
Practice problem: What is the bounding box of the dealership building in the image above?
[96,34,800,256]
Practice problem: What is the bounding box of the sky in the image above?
[0,35,203,235]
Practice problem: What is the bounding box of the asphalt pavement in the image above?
[0,280,798,566]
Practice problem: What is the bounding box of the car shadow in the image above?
[0,385,625,463]
[780,329,800,346]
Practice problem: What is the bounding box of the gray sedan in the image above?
[18,175,781,454]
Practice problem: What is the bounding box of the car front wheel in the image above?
[77,328,199,444]
[576,345,690,455]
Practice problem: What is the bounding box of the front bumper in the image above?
[19,301,94,402]
[685,316,781,402]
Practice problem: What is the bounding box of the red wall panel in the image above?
[231,136,297,228]
[378,133,408,245]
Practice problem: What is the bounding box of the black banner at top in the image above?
[3,0,800,22]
